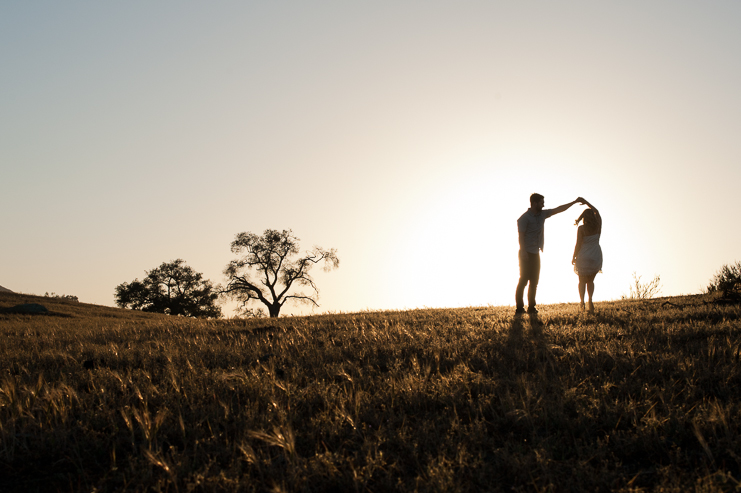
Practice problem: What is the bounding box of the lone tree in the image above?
[223,229,339,317]
[115,259,222,318]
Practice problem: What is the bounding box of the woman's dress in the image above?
[574,233,603,276]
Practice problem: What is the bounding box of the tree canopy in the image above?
[223,229,339,317]
[115,259,222,318]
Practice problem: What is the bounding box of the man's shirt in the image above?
[517,208,556,254]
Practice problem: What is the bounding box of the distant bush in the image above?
[44,292,79,302]
[707,261,741,299]
[115,259,222,318]
[622,272,662,300]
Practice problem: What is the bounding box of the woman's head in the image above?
[575,208,598,228]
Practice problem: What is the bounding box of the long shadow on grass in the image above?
[505,312,549,360]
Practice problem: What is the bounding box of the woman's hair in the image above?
[575,208,598,230]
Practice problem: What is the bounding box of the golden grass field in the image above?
[1,290,741,492]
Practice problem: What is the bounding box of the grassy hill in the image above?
[1,291,740,492]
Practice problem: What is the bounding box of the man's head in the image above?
[530,193,544,211]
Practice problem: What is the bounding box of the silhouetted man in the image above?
[516,193,583,315]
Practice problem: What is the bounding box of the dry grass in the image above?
[1,291,741,492]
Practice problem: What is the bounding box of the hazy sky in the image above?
[2,2,740,315]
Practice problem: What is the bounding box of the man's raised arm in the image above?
[550,197,584,216]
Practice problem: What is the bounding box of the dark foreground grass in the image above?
[1,291,741,492]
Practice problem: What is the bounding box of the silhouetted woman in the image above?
[572,200,602,312]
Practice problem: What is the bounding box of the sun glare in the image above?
[375,160,601,310]
[431,159,615,309]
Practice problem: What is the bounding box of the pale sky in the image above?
[2,2,740,316]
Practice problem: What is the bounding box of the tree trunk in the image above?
[268,303,281,318]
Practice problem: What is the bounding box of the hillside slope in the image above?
[0,290,166,320]
[1,294,740,491]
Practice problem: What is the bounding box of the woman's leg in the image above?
[578,275,586,309]
[586,273,597,312]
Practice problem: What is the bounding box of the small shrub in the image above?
[707,261,741,299]
[237,306,267,318]
[44,292,79,302]
[622,272,662,300]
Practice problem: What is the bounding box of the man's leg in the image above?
[515,250,529,310]
[527,252,540,310]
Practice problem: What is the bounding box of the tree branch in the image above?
[224,276,271,308]
[282,294,320,307]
